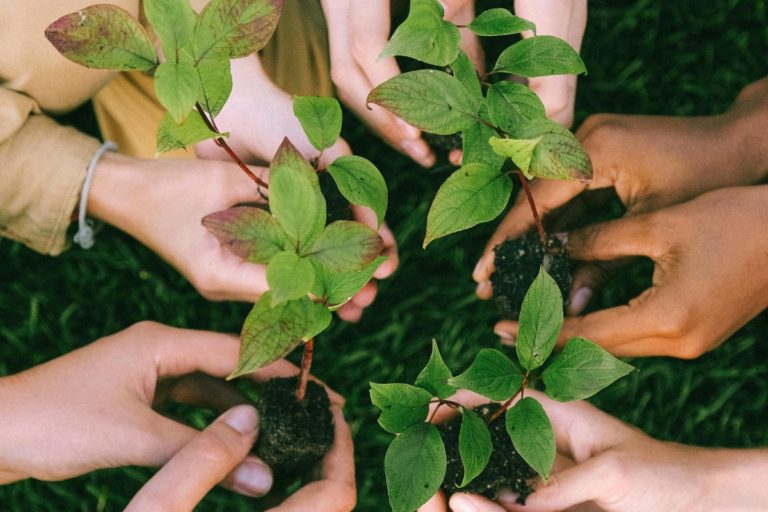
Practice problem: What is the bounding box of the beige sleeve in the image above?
[0,88,100,255]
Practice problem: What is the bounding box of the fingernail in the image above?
[233,458,273,496]
[222,405,258,435]
[472,255,487,279]
[569,286,593,315]
[476,281,491,297]
[498,489,520,504]
[450,493,477,512]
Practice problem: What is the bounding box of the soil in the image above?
[491,232,572,320]
[318,171,353,223]
[423,132,463,153]
[439,403,536,503]
[253,377,334,475]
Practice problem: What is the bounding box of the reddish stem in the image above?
[515,170,547,246]
[295,338,314,402]
[194,104,269,189]
[486,371,530,425]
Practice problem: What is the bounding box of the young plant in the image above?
[370,268,634,512]
[367,1,592,248]
[45,0,389,401]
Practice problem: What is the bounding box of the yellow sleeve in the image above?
[0,88,100,255]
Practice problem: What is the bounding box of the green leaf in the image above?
[292,96,342,151]
[493,35,586,77]
[489,135,543,175]
[461,105,505,171]
[451,51,482,101]
[154,62,200,123]
[156,111,221,153]
[196,56,232,117]
[424,164,513,247]
[311,256,386,307]
[415,340,456,399]
[379,0,460,66]
[269,138,326,252]
[367,70,480,135]
[370,383,432,434]
[266,251,315,306]
[143,0,196,57]
[193,0,282,60]
[506,397,556,480]
[521,120,592,181]
[45,5,157,71]
[516,267,564,371]
[487,81,546,133]
[303,302,332,341]
[449,349,523,401]
[308,221,383,272]
[327,156,388,227]
[385,423,446,512]
[230,294,317,378]
[542,338,635,401]
[468,8,536,36]
[201,206,288,263]
[458,408,493,487]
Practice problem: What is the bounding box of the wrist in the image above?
[700,447,768,511]
[87,152,148,234]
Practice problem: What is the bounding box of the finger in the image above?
[154,373,249,412]
[429,389,491,424]
[418,490,447,512]
[351,281,377,309]
[267,405,356,511]
[126,405,266,511]
[568,259,633,315]
[336,302,363,323]
[318,137,352,169]
[473,180,585,284]
[224,164,270,204]
[449,493,506,512]
[448,148,463,166]
[500,454,617,512]
[196,250,269,303]
[567,214,664,261]
[352,207,399,278]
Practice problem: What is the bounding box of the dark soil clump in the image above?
[253,377,334,475]
[318,171,353,223]
[491,232,572,320]
[423,132,463,153]
[439,403,536,503]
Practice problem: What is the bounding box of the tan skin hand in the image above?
[0,323,354,510]
[474,77,768,303]
[497,186,768,358]
[431,390,768,512]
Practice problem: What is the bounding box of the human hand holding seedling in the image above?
[474,79,768,304]
[371,269,634,512]
[436,393,768,512]
[496,186,768,358]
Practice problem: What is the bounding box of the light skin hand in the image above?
[442,391,768,512]
[0,322,352,508]
[474,78,768,306]
[496,186,768,358]
[514,0,587,129]
[321,0,435,168]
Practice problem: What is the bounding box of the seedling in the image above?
[367,0,591,318]
[371,268,634,512]
[45,0,389,406]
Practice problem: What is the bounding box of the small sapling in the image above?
[371,268,634,512]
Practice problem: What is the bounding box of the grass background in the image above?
[1,0,767,509]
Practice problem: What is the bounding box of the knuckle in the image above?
[671,339,706,360]
[193,430,245,465]
[577,114,629,155]
[599,451,629,489]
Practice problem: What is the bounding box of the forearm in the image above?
[701,447,768,511]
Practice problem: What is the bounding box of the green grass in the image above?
[1,0,767,509]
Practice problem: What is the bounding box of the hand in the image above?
[443,391,768,512]
[0,322,348,502]
[513,0,587,128]
[474,78,768,304]
[497,186,768,358]
[321,0,435,167]
[128,402,356,512]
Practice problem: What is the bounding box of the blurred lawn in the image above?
[1,0,767,510]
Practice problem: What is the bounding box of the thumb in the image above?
[126,405,269,511]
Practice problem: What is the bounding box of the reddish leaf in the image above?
[202,206,288,263]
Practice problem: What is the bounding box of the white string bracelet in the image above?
[74,141,117,249]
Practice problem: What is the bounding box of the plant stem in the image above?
[486,371,530,425]
[194,104,269,189]
[295,338,314,402]
[515,170,547,246]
